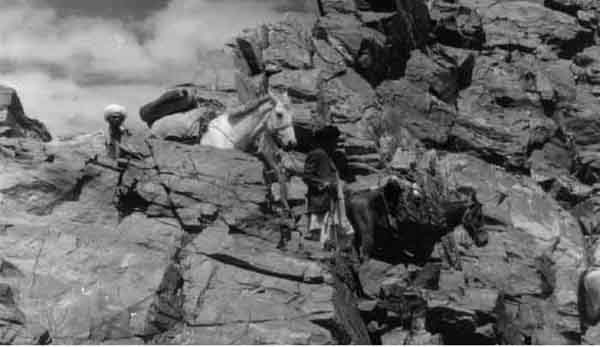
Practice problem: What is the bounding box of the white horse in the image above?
[200,90,297,151]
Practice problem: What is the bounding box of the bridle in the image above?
[250,100,294,147]
[266,121,294,148]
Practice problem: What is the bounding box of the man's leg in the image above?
[308,212,325,240]
[336,176,354,236]
[319,212,331,249]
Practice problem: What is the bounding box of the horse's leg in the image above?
[441,232,462,271]
[277,169,292,218]
[322,212,334,250]
[335,176,353,235]
[359,211,375,262]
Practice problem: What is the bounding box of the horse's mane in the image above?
[227,95,273,123]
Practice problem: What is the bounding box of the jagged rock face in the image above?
[544,0,600,18]
[0,136,182,343]
[430,1,485,50]
[111,139,270,235]
[462,0,594,58]
[450,52,564,170]
[0,86,51,143]
[228,0,600,342]
[572,195,600,235]
[0,135,337,344]
[405,45,476,104]
[359,151,586,344]
[435,153,585,342]
[3,0,600,344]
[377,78,456,146]
[157,223,334,345]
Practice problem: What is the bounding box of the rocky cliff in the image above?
[1,0,600,344]
[0,86,51,143]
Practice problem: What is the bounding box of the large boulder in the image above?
[321,69,378,124]
[466,1,594,58]
[118,140,268,230]
[432,152,585,343]
[430,0,485,49]
[452,84,557,169]
[395,0,431,48]
[317,13,389,85]
[156,222,335,345]
[572,194,600,235]
[262,14,318,73]
[0,134,107,218]
[0,215,183,343]
[544,0,600,17]
[0,136,186,343]
[528,137,574,184]
[2,134,339,344]
[352,152,585,344]
[377,78,456,146]
[405,45,476,104]
[450,53,558,169]
[555,90,600,184]
[269,69,323,101]
[0,86,51,142]
[321,0,358,14]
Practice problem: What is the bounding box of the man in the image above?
[104,104,129,160]
[303,126,353,250]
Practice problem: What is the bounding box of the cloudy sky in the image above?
[0,0,311,137]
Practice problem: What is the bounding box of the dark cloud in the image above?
[42,0,171,21]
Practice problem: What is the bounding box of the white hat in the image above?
[104,104,127,120]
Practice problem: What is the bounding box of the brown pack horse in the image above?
[346,177,489,264]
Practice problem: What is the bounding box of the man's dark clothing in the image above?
[304,148,338,214]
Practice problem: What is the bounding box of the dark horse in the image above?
[345,177,488,264]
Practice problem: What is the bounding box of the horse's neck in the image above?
[231,103,272,150]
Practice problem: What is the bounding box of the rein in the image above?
[207,123,236,148]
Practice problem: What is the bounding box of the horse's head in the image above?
[458,187,488,247]
[267,89,297,149]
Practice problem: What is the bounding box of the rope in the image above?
[206,122,236,148]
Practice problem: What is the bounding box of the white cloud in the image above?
[0,71,160,137]
[0,0,298,137]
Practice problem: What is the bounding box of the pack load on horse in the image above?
[140,84,202,127]
[346,161,489,264]
[301,126,354,251]
[141,84,226,144]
